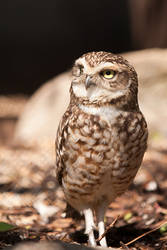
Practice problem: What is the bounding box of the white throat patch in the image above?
[79,104,120,122]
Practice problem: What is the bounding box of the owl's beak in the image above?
[85,76,95,89]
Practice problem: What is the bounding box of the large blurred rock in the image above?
[14,48,167,146]
[5,241,117,250]
[13,72,71,146]
[123,48,167,139]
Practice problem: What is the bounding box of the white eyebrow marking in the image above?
[75,58,123,75]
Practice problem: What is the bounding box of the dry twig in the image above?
[123,220,167,247]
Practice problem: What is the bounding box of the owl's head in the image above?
[71,51,138,109]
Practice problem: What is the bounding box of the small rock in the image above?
[33,195,59,224]
[145,218,155,226]
[145,181,158,191]
[142,214,148,220]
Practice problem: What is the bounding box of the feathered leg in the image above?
[96,204,107,247]
[83,208,97,246]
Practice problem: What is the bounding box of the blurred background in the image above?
[0,1,167,249]
[1,0,167,94]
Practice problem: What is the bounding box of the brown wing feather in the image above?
[55,106,71,185]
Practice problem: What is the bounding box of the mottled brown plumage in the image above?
[55,51,148,246]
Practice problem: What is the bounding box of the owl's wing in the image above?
[55,108,71,185]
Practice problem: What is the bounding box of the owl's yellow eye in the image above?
[101,69,115,79]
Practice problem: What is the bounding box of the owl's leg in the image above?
[83,208,97,246]
[96,204,107,247]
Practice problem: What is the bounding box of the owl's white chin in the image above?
[72,83,127,103]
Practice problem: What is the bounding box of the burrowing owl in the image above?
[55,51,148,247]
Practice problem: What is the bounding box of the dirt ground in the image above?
[0,96,167,250]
